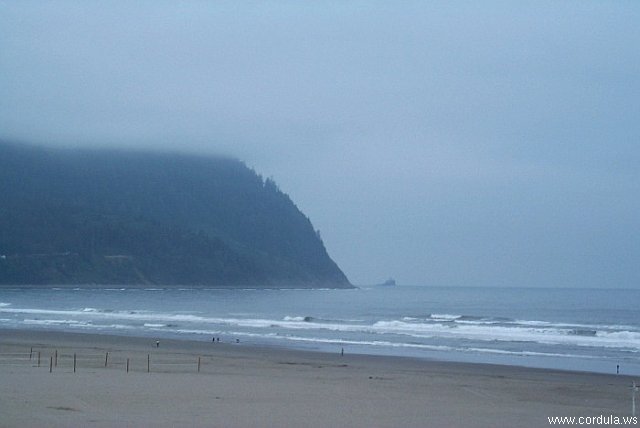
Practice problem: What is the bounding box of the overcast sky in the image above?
[1,1,639,287]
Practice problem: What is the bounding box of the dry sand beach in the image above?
[0,329,636,428]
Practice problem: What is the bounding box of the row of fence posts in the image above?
[30,347,76,372]
[28,347,202,374]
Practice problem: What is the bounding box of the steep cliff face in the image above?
[0,142,352,288]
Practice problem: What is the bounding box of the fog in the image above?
[1,1,639,287]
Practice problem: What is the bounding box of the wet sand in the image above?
[0,329,636,427]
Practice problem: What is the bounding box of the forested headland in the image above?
[0,142,352,288]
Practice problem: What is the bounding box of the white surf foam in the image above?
[23,319,91,327]
[429,313,461,321]
[283,316,308,322]
[370,320,640,350]
[3,305,638,351]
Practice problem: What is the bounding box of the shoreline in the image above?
[1,328,637,427]
[0,327,630,378]
[2,286,637,379]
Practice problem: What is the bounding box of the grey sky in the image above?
[1,1,639,287]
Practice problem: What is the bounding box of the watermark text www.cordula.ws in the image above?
[548,415,637,425]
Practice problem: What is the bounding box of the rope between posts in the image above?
[149,361,199,365]
[0,362,36,366]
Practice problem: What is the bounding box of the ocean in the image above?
[0,286,638,375]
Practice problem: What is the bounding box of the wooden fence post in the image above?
[73,353,76,373]
[126,358,129,373]
[198,356,201,373]
[105,352,109,367]
[49,355,53,373]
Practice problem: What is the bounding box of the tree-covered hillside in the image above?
[0,142,352,288]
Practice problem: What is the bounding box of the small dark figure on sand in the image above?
[156,340,160,348]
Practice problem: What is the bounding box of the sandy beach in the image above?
[0,329,636,428]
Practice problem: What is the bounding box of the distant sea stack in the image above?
[0,142,352,288]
